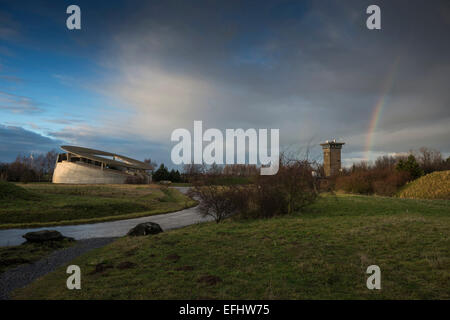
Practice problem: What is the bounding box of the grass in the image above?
[0,181,38,201]
[0,183,197,229]
[0,239,75,273]
[398,170,450,200]
[13,193,450,300]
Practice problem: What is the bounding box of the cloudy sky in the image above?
[0,0,449,166]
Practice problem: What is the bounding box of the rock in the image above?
[22,230,70,243]
[126,222,163,236]
[159,180,172,186]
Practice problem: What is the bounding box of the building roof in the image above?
[320,140,345,149]
[60,146,152,170]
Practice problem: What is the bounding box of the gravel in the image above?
[0,237,116,300]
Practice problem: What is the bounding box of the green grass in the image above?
[0,239,75,274]
[0,183,197,229]
[13,194,450,300]
[0,181,39,201]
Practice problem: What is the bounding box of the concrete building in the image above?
[320,140,345,177]
[52,146,152,184]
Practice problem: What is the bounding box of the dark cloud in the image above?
[0,125,62,162]
[95,0,450,159]
[1,0,449,163]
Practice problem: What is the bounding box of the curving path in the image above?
[0,187,211,246]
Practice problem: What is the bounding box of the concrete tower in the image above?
[320,140,345,177]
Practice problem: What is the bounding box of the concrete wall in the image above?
[322,146,342,177]
[52,161,129,184]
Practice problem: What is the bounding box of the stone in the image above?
[22,230,70,243]
[127,222,163,236]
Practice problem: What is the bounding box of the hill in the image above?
[398,170,450,200]
[0,181,38,201]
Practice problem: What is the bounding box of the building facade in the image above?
[52,146,152,184]
[320,140,345,177]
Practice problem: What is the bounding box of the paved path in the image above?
[0,237,116,300]
[0,187,211,246]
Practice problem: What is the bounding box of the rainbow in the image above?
[364,58,400,161]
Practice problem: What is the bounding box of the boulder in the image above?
[127,222,163,236]
[22,230,72,243]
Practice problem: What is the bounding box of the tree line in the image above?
[0,151,58,182]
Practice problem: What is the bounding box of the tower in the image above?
[320,140,345,177]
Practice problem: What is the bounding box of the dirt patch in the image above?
[90,262,113,274]
[175,265,194,271]
[116,261,137,270]
[125,249,138,257]
[166,253,180,262]
[162,240,179,246]
[197,274,222,286]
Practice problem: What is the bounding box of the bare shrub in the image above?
[336,165,411,196]
[336,171,373,194]
[124,174,148,184]
[188,154,319,221]
[187,181,248,223]
[372,170,411,196]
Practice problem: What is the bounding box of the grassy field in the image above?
[0,182,197,229]
[13,194,450,299]
[398,170,450,200]
[0,239,75,273]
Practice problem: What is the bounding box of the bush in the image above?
[168,169,182,182]
[153,164,170,182]
[372,171,411,196]
[336,168,411,196]
[335,171,373,194]
[396,155,424,180]
[188,183,248,223]
[124,175,148,184]
[188,157,318,221]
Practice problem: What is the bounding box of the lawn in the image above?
[0,183,197,229]
[13,194,450,299]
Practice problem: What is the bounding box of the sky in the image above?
[0,0,449,166]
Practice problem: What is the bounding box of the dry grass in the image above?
[398,170,450,200]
